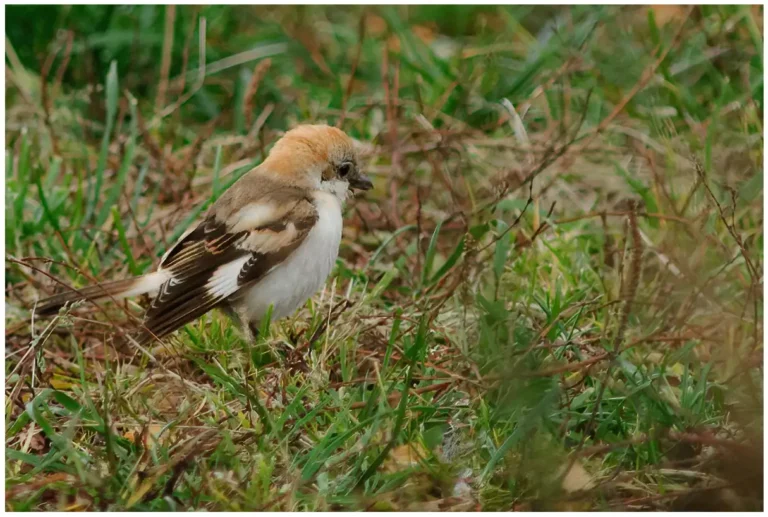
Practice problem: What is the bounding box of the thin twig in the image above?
[338,14,366,127]
[242,58,272,128]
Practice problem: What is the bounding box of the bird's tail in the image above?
[36,272,169,316]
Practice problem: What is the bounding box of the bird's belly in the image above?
[232,193,343,324]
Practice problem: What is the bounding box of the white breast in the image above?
[233,191,343,324]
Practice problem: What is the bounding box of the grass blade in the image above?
[96,93,137,226]
[111,206,139,275]
[429,235,465,285]
[421,219,443,287]
[85,60,119,224]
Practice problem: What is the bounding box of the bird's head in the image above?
[265,124,373,197]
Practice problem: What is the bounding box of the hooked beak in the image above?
[348,173,373,191]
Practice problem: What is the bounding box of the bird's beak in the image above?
[349,173,373,191]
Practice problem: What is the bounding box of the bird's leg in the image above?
[220,303,260,342]
[219,304,240,325]
[246,321,261,342]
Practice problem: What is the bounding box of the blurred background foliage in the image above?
[7,5,762,135]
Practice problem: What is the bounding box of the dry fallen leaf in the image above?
[384,442,428,473]
[559,461,595,493]
[412,24,436,45]
[124,423,169,448]
[49,376,78,390]
[387,34,401,53]
[364,13,388,36]
[648,5,689,26]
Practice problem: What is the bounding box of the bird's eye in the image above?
[338,162,353,178]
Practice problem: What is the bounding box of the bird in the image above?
[36,124,373,344]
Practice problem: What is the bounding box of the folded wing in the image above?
[138,188,318,343]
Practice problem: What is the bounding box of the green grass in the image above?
[5,5,763,511]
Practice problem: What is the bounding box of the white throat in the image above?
[319,179,350,204]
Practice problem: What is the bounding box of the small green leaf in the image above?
[259,304,274,338]
[7,412,31,437]
[96,94,137,226]
[130,163,150,214]
[367,268,397,301]
[647,7,660,48]
[52,391,82,413]
[212,145,224,196]
[429,235,465,285]
[383,308,402,372]
[493,221,511,284]
[469,222,490,240]
[406,314,430,362]
[367,225,417,269]
[105,61,119,121]
[85,61,119,223]
[112,206,139,275]
[35,175,61,235]
[738,171,763,203]
[423,424,447,451]
[421,219,443,287]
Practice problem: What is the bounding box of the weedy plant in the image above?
[5,5,763,511]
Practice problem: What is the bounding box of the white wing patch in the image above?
[205,255,251,299]
[121,270,173,298]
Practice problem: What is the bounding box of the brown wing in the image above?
[137,191,318,343]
